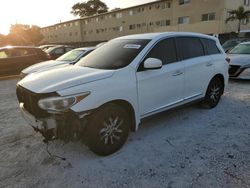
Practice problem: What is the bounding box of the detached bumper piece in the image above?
[17,85,89,142]
[20,102,56,141]
[20,102,88,142]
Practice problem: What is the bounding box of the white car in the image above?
[16,32,229,156]
[20,47,95,78]
[228,42,250,79]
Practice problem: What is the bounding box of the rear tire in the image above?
[202,77,224,108]
[86,103,130,156]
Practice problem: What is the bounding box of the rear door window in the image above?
[175,37,205,60]
[0,50,9,59]
[145,38,177,65]
[21,49,36,56]
[66,47,74,52]
[54,48,64,55]
[201,38,221,55]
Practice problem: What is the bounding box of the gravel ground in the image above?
[0,79,249,188]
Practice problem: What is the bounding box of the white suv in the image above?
[16,32,228,156]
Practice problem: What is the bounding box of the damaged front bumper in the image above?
[19,103,90,142]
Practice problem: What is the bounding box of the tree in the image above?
[226,6,250,34]
[0,24,44,46]
[71,0,108,17]
[111,8,121,12]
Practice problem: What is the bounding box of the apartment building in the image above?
[41,0,250,44]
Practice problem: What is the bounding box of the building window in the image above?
[241,19,248,25]
[155,4,160,9]
[179,0,191,5]
[161,20,170,26]
[178,16,190,24]
[244,0,250,6]
[75,21,78,26]
[129,24,136,30]
[202,13,215,21]
[161,2,171,9]
[119,26,123,32]
[129,10,133,16]
[116,13,122,18]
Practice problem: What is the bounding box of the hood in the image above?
[228,54,250,66]
[18,66,115,93]
[22,60,71,74]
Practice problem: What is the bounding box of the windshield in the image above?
[229,43,250,54]
[76,39,150,70]
[57,50,85,61]
[45,47,57,53]
[222,40,238,49]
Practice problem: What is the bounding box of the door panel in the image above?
[137,63,184,116]
[175,37,214,99]
[183,56,214,99]
[136,38,184,116]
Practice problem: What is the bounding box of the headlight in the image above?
[38,92,90,112]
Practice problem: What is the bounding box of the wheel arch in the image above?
[100,100,137,132]
[211,74,225,93]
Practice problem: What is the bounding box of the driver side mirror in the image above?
[143,58,162,70]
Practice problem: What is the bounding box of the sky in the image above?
[0,0,155,35]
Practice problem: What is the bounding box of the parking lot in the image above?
[0,79,249,188]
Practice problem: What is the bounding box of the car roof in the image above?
[115,32,217,41]
[39,44,59,48]
[0,46,40,50]
[74,47,96,51]
[47,45,74,51]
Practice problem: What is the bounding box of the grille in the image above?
[229,65,241,76]
[16,86,58,118]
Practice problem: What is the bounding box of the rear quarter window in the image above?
[0,50,9,59]
[201,38,221,55]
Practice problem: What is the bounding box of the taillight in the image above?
[225,57,230,64]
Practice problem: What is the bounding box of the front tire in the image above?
[202,77,224,108]
[86,103,130,156]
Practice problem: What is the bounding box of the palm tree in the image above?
[226,6,250,34]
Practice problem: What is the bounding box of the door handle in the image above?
[206,62,213,67]
[172,70,183,76]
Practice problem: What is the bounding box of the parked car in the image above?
[0,46,51,77]
[45,45,75,60]
[16,32,228,156]
[39,45,59,51]
[228,42,250,79]
[20,47,95,79]
[222,38,250,52]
